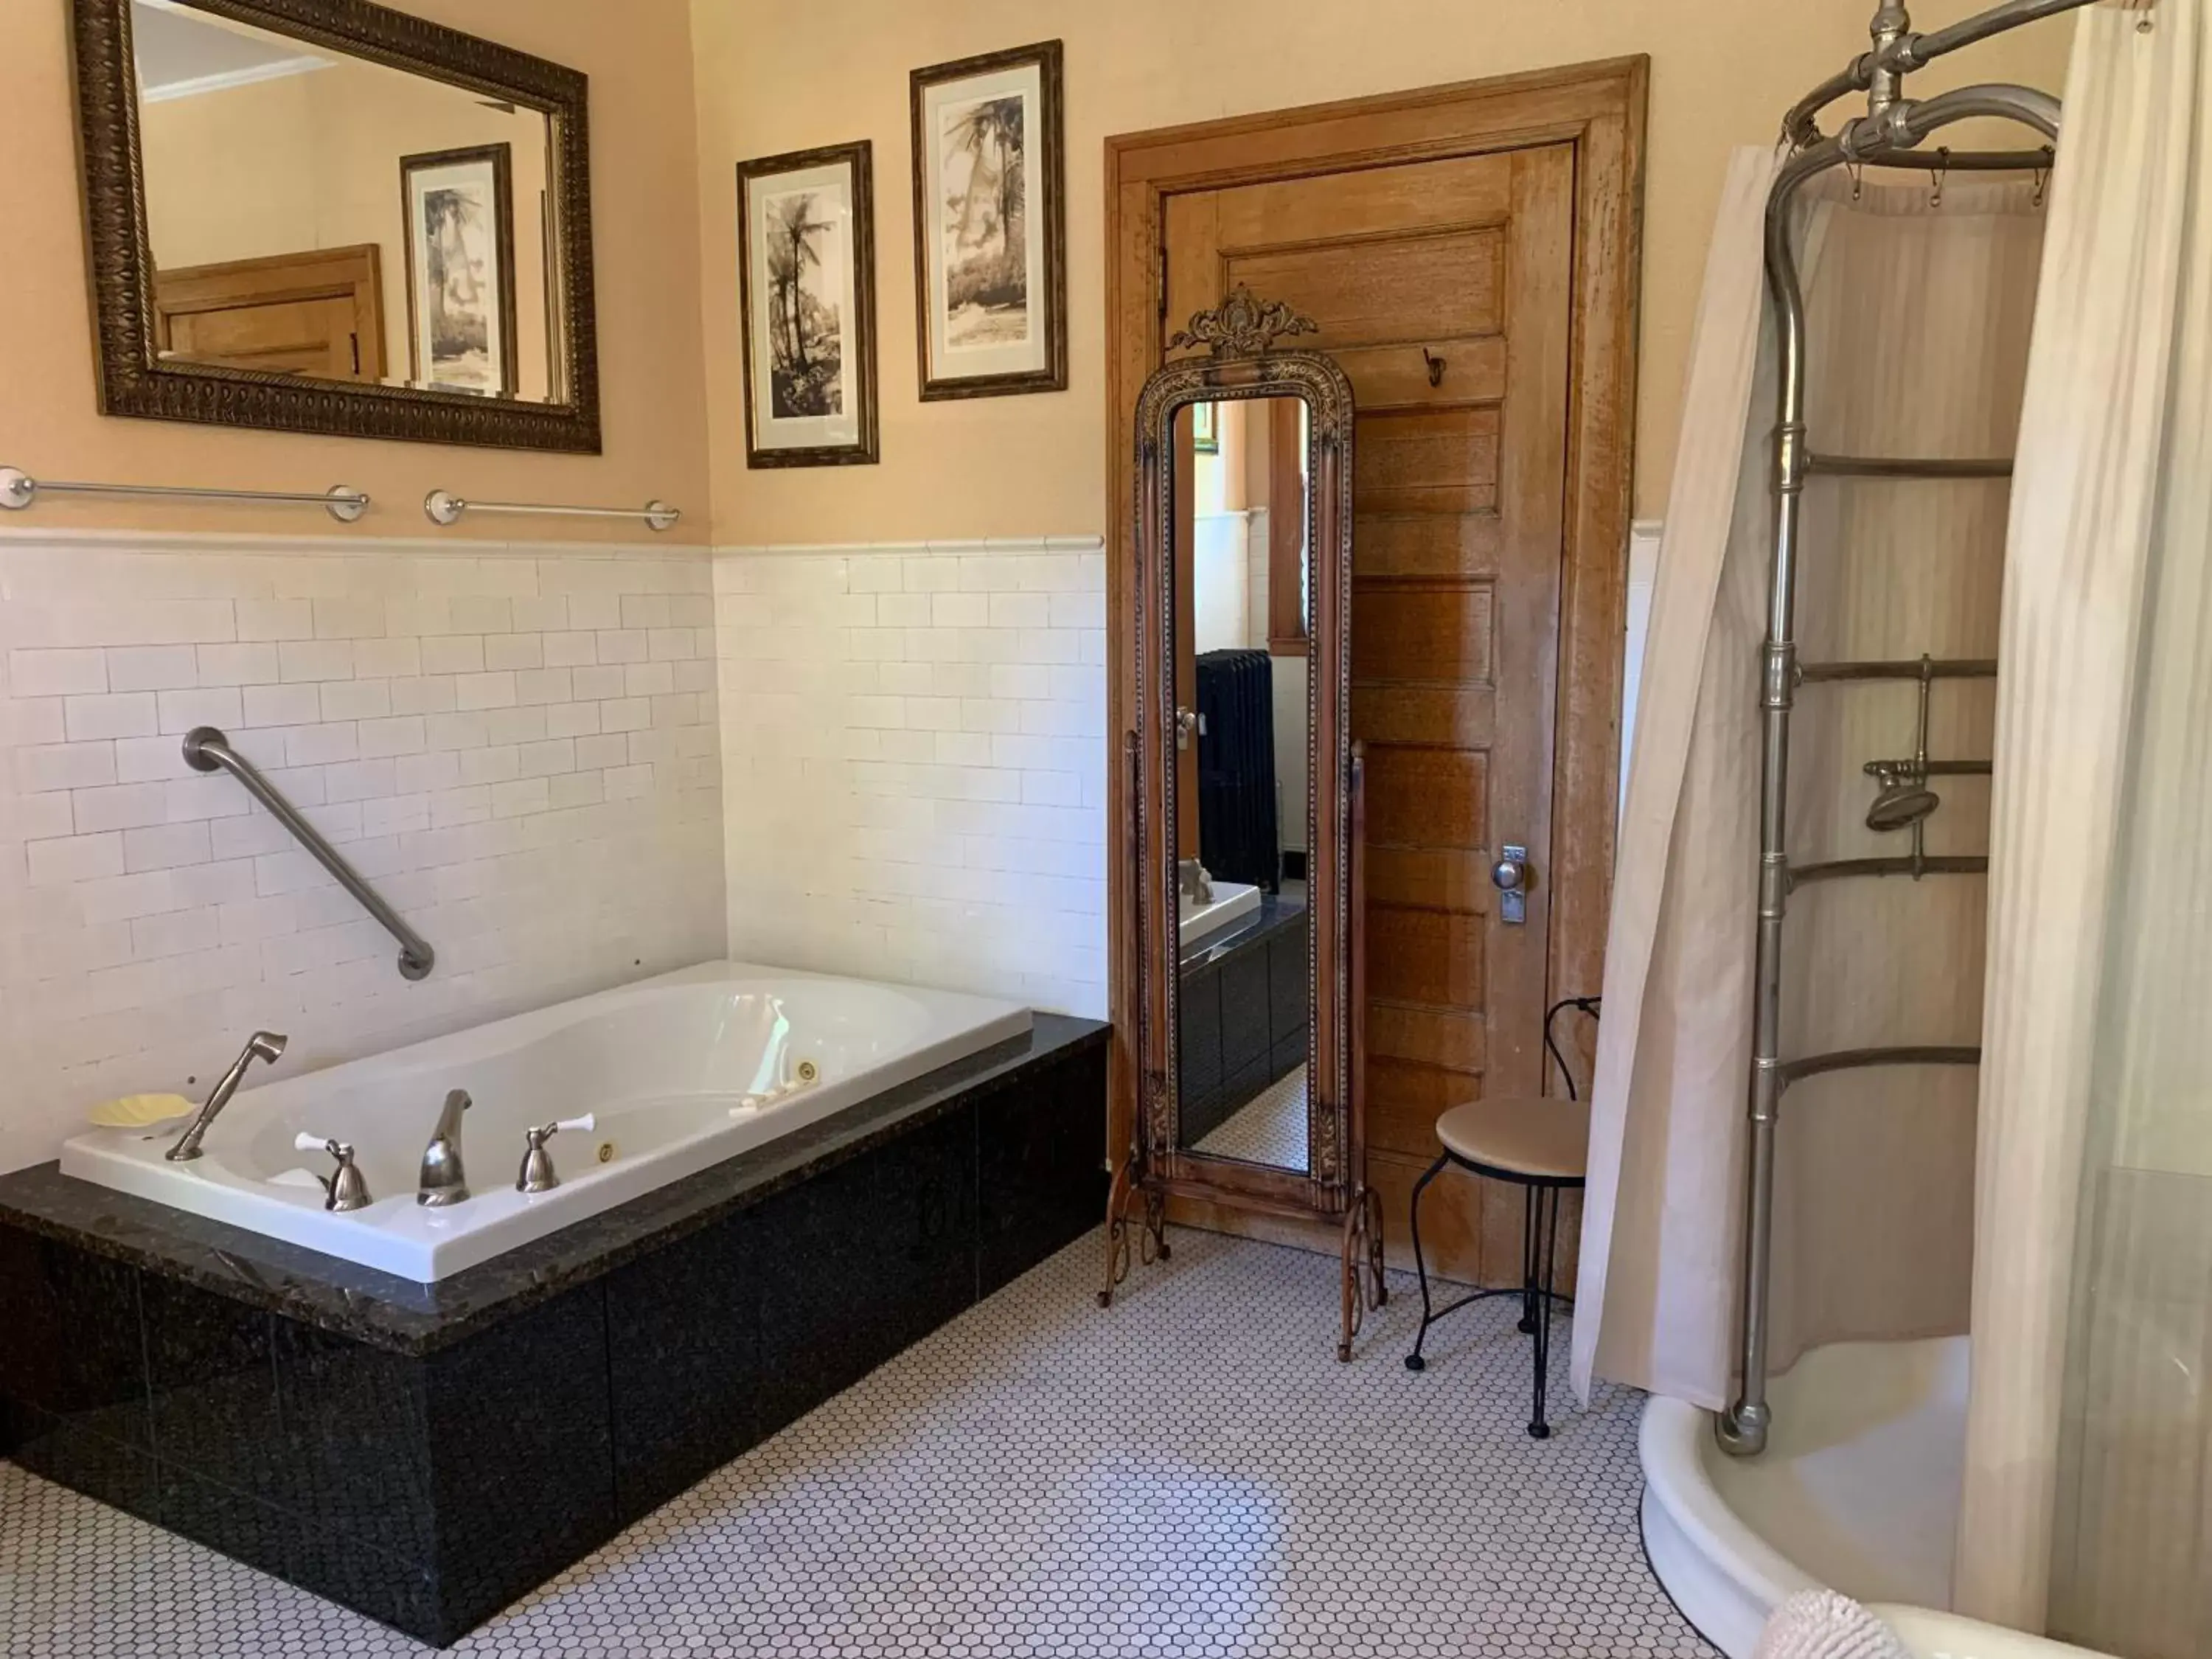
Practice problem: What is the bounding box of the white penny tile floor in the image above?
[1,1230,1709,1657]
[1192,1068,1312,1169]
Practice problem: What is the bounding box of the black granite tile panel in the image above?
[1268,912,1310,1048]
[0,1018,1106,1357]
[273,1318,435,1565]
[159,1464,441,1641]
[976,1044,1107,1298]
[1178,961,1223,1131]
[425,1281,617,1640]
[0,1224,147,1451]
[1220,1056,1273,1118]
[605,1205,761,1526]
[874,1102,978,1354]
[8,1400,161,1524]
[1219,940,1273,1078]
[754,1105,976,1440]
[142,1275,282,1499]
[1270,1031,1308,1082]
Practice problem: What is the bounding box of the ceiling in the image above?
[131,0,332,101]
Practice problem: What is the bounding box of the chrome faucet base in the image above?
[417,1088,472,1206]
[515,1116,595,1194]
[297,1134,372,1211]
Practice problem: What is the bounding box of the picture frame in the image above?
[1190,402,1219,454]
[737,140,880,467]
[909,40,1067,400]
[400,143,518,398]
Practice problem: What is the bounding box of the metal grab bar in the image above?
[422,490,679,532]
[1,467,368,523]
[182,727,434,981]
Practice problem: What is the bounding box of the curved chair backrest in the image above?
[1542,995,1602,1100]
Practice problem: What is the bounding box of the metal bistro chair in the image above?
[1404,995,1599,1439]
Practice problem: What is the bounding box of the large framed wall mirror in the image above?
[1102,289,1384,1357]
[69,0,599,451]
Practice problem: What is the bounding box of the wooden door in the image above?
[1112,62,1643,1294]
[1164,149,1572,1285]
[153,244,386,382]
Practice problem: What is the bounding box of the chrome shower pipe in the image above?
[1782,55,1875,147]
[1714,33,2087,1458]
[1874,0,2104,76]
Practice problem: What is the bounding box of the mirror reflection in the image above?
[1173,396,1314,1172]
[132,0,564,399]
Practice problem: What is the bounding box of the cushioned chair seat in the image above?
[1434,1097,1590,1182]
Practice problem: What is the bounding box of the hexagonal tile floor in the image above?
[0,1229,1709,1656]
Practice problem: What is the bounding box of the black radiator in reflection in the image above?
[1194,648,1279,892]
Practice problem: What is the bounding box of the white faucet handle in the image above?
[554,1113,595,1135]
[295,1130,332,1153]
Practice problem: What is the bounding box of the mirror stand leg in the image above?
[1099,1154,1136,1309]
[1338,1185,1380,1362]
[1365,1186,1388,1309]
[1141,1187,1170,1264]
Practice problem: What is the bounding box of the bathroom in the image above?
[1,0,2205,1655]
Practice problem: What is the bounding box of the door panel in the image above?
[153,244,386,383]
[1228,229,1503,349]
[1165,142,1576,1287]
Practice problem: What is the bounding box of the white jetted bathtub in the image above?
[60,962,1031,1283]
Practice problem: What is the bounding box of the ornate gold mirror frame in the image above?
[1100,288,1384,1358]
[69,0,600,452]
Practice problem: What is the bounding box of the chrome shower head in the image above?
[1865,774,1940,832]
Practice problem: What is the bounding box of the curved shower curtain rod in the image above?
[1715,0,2100,1464]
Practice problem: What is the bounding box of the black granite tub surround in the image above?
[1179,897,1309,1144]
[0,1016,1107,1646]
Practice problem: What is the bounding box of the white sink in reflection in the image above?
[1180,880,1261,947]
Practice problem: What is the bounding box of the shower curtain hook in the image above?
[1928,147,1950,209]
[2031,165,2048,209]
[1848,159,1865,203]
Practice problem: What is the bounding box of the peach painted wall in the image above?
[688,0,2073,546]
[0,0,708,543]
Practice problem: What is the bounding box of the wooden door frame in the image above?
[1105,57,1647,1189]
[153,243,389,380]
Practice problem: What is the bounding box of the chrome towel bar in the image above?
[0,467,368,522]
[422,490,679,532]
[182,726,434,981]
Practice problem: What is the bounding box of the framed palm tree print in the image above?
[910,41,1066,400]
[736,141,879,467]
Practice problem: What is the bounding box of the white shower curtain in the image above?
[1953,5,2212,1653]
[1574,156,2048,1408]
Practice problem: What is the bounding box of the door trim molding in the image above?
[1104,56,1648,1183]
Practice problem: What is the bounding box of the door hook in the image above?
[1421,347,1445,388]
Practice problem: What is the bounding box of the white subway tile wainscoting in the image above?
[715,538,1107,1021]
[0,531,726,1174]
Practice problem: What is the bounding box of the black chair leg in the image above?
[1528,1185,1562,1440]
[1402,1152,1450,1373]
[1517,1181,1538,1335]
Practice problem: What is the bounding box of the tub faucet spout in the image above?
[417,1089,471,1206]
[165,1032,288,1162]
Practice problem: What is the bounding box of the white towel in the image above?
[1753,1591,1914,1659]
